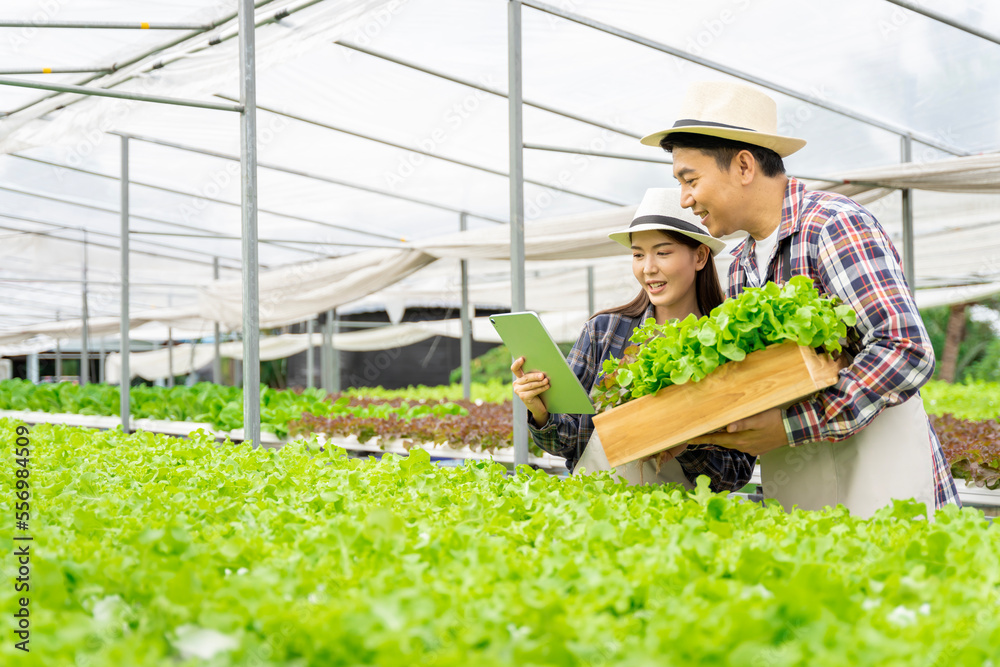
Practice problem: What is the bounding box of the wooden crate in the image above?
[593,342,844,468]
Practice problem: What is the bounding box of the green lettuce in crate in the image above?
[592,276,857,412]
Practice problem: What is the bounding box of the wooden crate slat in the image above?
[593,342,843,468]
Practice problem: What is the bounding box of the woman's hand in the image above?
[511,356,550,426]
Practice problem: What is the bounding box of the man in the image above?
[640,81,959,516]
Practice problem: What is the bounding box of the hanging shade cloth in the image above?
[103,310,590,382]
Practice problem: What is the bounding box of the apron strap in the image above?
[780,236,792,283]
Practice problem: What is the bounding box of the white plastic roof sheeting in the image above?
[1,0,999,347]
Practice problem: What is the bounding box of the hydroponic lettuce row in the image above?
[290,398,546,456]
[0,380,469,439]
[592,276,857,412]
[1,419,998,665]
[922,380,1000,421]
[930,414,1000,490]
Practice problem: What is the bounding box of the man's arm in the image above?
[782,208,935,445]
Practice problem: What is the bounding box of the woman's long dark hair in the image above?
[594,231,725,320]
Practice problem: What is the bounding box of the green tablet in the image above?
[489,311,596,415]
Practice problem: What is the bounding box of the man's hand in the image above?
[686,408,790,456]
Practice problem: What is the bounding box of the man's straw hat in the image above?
[641,81,806,158]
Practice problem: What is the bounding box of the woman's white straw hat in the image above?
[640,81,807,158]
[608,188,727,256]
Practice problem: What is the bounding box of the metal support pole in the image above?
[212,257,223,384]
[167,292,175,387]
[901,135,916,290]
[460,213,472,401]
[306,318,315,389]
[80,231,89,386]
[0,76,243,111]
[331,309,340,393]
[27,354,39,384]
[239,0,261,446]
[509,0,529,468]
[884,0,1000,47]
[99,337,106,384]
[587,266,596,316]
[167,332,175,388]
[321,311,333,391]
[0,20,214,29]
[120,135,130,432]
[55,310,62,380]
[520,0,968,157]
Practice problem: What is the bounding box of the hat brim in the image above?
[608,223,727,256]
[640,125,806,158]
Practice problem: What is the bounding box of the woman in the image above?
[511,188,755,492]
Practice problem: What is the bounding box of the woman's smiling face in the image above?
[630,229,709,321]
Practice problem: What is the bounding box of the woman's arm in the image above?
[518,321,601,469]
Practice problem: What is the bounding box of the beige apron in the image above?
[760,393,936,518]
[574,431,696,490]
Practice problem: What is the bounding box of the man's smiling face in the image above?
[672,146,745,238]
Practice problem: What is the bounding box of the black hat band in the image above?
[629,215,707,236]
[671,118,755,132]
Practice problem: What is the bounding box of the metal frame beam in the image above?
[525,143,671,164]
[0,68,111,75]
[130,230,399,249]
[883,0,1000,47]
[522,0,970,156]
[117,132,508,224]
[221,96,626,207]
[524,143,859,184]
[336,41,641,140]
[0,76,242,112]
[0,205,251,267]
[0,218,240,270]
[0,20,216,30]
[0,0,279,118]
[7,154,408,244]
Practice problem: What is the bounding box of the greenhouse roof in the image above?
[1,0,1000,340]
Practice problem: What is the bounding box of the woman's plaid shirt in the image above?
[527,304,756,492]
[729,177,959,508]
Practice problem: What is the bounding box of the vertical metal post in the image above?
[98,337,105,384]
[509,0,528,468]
[55,310,62,380]
[120,135,130,432]
[27,354,39,383]
[330,309,341,393]
[167,332,175,387]
[166,294,174,387]
[587,266,596,316]
[900,134,916,290]
[306,318,315,389]
[460,213,472,401]
[80,231,90,385]
[212,256,222,384]
[321,310,333,391]
[239,0,261,446]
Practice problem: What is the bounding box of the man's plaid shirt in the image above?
[729,177,959,508]
[527,304,756,492]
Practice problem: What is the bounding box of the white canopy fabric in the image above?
[105,310,590,381]
[2,0,999,347]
